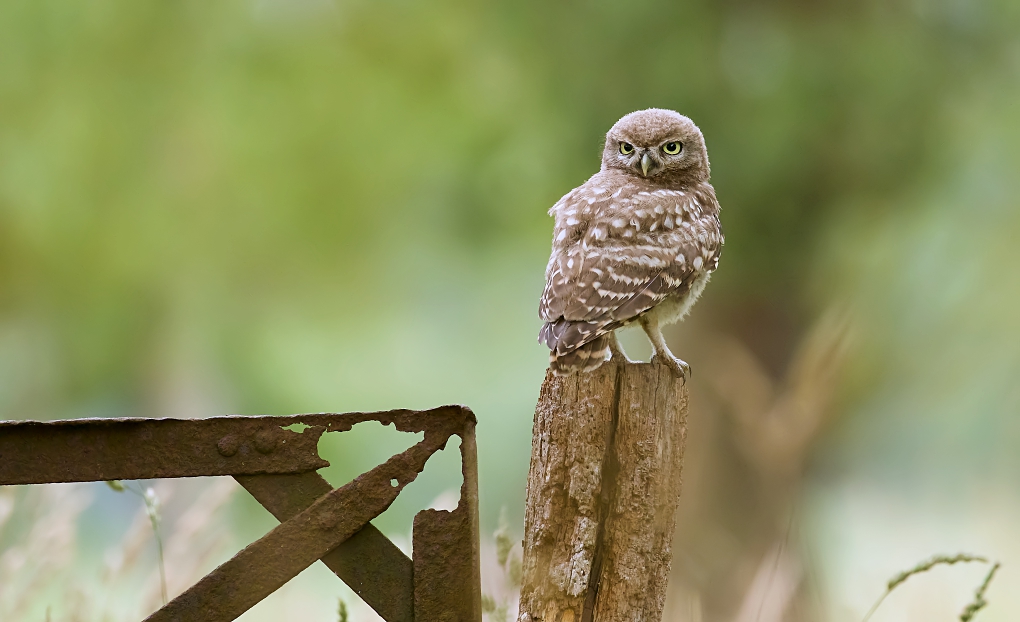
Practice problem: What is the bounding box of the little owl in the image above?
[538,109,722,378]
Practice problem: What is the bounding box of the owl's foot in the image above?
[639,316,690,382]
[651,353,690,383]
[607,331,632,364]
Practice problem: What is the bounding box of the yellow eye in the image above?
[662,141,681,155]
[619,142,634,155]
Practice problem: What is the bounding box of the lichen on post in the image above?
[519,360,689,622]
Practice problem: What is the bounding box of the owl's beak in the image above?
[640,152,653,177]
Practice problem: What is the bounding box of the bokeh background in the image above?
[2,0,1019,620]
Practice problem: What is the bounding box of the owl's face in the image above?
[600,109,709,184]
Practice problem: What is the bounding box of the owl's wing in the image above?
[539,243,696,355]
[539,186,719,355]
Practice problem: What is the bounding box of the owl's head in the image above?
[601,109,710,184]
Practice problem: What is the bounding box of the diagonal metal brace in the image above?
[144,424,457,622]
[235,472,413,622]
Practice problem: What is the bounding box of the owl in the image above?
[538,109,723,378]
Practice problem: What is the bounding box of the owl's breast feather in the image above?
[648,272,712,327]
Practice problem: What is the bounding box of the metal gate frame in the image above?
[0,405,482,622]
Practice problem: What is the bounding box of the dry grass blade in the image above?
[885,554,987,592]
[107,481,169,605]
[862,553,992,622]
[0,484,94,620]
[0,487,16,533]
[159,478,235,597]
[959,562,1000,622]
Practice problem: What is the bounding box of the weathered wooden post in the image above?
[518,359,689,622]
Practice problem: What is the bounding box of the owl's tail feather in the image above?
[549,334,611,375]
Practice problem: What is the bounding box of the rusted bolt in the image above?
[254,428,279,454]
[216,435,240,457]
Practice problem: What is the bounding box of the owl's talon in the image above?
[607,332,632,364]
[652,354,690,382]
[609,350,633,365]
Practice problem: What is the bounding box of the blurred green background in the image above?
[1,0,1019,620]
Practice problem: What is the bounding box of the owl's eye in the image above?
[661,141,682,155]
[619,142,634,155]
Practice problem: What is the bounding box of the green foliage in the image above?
[495,522,514,568]
[481,594,497,614]
[482,509,520,622]
[1,0,1019,571]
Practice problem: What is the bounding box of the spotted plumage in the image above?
[538,109,723,377]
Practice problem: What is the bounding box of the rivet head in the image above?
[254,428,280,454]
[217,435,239,457]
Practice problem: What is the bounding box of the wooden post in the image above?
[519,360,689,622]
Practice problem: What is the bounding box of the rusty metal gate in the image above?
[0,405,482,622]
